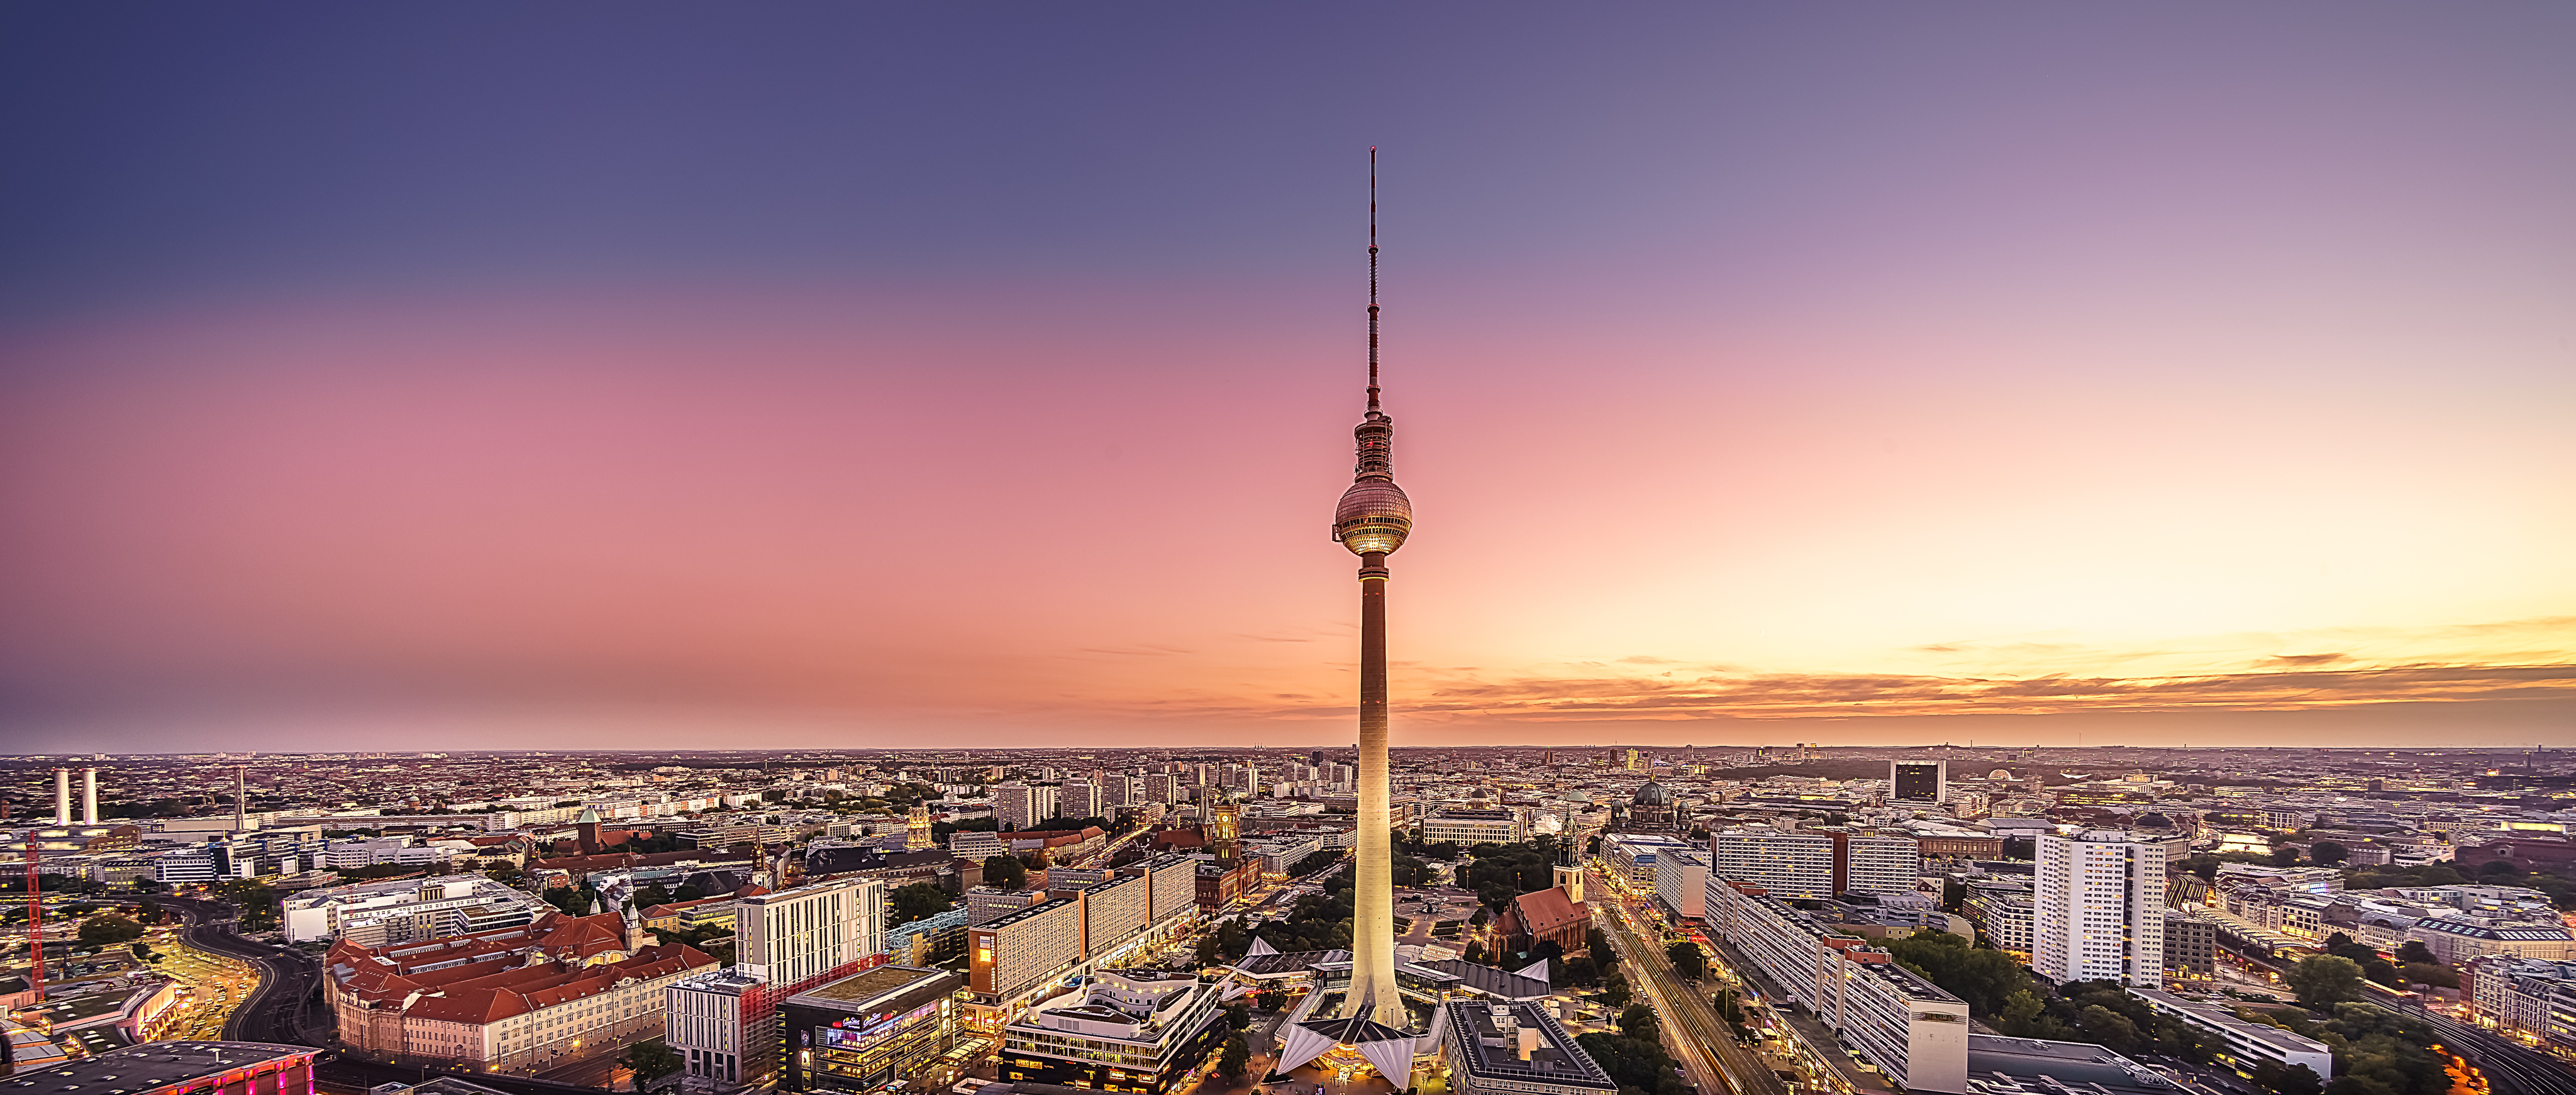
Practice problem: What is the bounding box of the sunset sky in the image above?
[3,5,2571,753]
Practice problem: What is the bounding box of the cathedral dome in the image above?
[1631,781,1673,807]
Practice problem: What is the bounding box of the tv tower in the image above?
[1332,148,1413,1025]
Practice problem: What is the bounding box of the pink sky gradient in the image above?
[3,276,2567,752]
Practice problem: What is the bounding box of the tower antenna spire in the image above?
[1367,146,1380,412]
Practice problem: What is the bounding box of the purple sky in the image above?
[3,4,2571,753]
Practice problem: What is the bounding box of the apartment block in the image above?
[1704,877,1969,1094]
[2033,831,2166,987]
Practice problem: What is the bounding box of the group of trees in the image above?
[626,879,715,911]
[2301,934,2457,994]
[982,854,1029,890]
[1885,932,2209,1063]
[888,882,954,927]
[1574,1003,1689,1095]
[2238,1003,2456,1095]
[215,878,279,930]
[619,1042,683,1087]
[77,913,147,950]
[1223,872,1358,962]
[1665,939,1704,980]
[1212,1003,1255,1080]
[1460,837,1565,914]
[541,884,599,916]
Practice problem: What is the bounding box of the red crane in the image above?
[23,842,43,1005]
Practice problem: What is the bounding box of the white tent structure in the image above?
[1276,1015,1419,1088]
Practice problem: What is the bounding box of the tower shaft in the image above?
[1342,552,1402,1024]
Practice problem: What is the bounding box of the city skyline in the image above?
[3,6,2572,753]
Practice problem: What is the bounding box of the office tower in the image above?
[1330,152,1413,1027]
[1625,749,1641,772]
[1145,773,1179,804]
[1890,760,1948,804]
[2033,830,2166,987]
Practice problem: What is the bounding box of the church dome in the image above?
[1631,781,1673,807]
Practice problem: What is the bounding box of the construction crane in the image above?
[23,842,44,1005]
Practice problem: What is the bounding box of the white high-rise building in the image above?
[1839,834,1924,895]
[2034,830,2165,987]
[994,782,1060,831]
[736,878,886,986]
[1709,830,1835,898]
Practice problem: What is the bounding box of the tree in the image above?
[889,882,954,927]
[79,914,145,948]
[2076,1004,2140,1052]
[2253,1062,2324,1095]
[1226,1003,1252,1030]
[542,886,594,916]
[1574,1031,1688,1095]
[2309,842,2349,866]
[2271,846,2306,867]
[1885,929,2031,1015]
[621,1041,683,1086]
[1586,927,1617,965]
[983,854,1028,890]
[2479,859,2524,878]
[1215,1033,1250,1081]
[1666,940,1705,980]
[2286,955,2366,1009]
[1618,1003,1659,1040]
[2394,940,2438,967]
[1598,972,1632,1008]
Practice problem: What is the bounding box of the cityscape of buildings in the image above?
[3,14,2565,1095]
[9,742,2576,1095]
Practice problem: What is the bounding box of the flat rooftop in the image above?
[5,1042,314,1095]
[1965,1035,2186,1095]
[787,964,962,1013]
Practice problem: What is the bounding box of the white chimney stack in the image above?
[54,767,72,826]
[82,769,98,825]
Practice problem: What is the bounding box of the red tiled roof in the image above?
[338,936,714,1026]
[1512,887,1587,934]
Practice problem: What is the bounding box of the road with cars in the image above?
[1588,864,1792,1095]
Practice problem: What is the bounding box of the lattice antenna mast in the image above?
[1367,147,1380,413]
